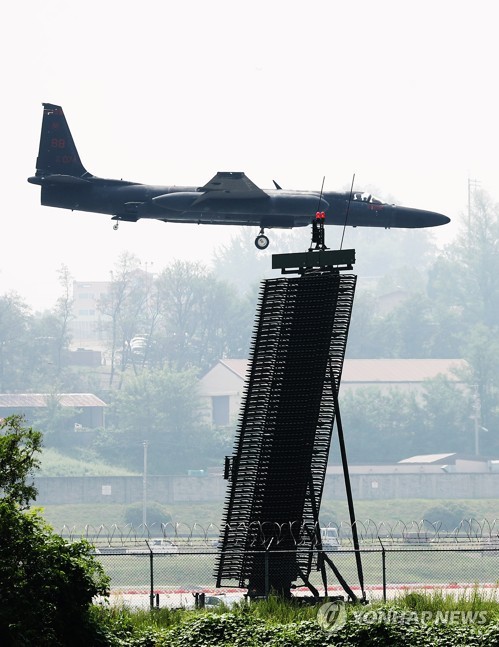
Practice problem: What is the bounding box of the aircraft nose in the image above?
[393,206,451,228]
[420,210,451,227]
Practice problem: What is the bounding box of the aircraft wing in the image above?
[194,171,269,203]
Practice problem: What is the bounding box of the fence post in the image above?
[194,592,205,609]
[146,540,154,610]
[264,548,270,600]
[378,538,386,603]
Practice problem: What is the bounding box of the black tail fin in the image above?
[34,103,90,178]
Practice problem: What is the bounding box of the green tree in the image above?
[417,375,473,455]
[426,191,499,455]
[347,290,389,358]
[52,263,75,375]
[109,366,200,436]
[459,325,499,455]
[338,387,420,463]
[0,270,81,393]
[124,501,172,527]
[338,375,483,463]
[98,251,147,388]
[0,415,41,508]
[0,507,109,646]
[428,189,499,330]
[211,229,270,294]
[422,501,475,531]
[0,294,32,391]
[0,415,109,645]
[154,260,251,371]
[103,367,214,474]
[154,260,211,369]
[375,293,437,358]
[31,393,81,448]
[343,226,438,281]
[457,190,499,327]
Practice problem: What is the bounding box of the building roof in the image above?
[341,359,466,383]
[399,453,457,464]
[399,453,491,465]
[0,394,107,408]
[208,358,467,383]
[219,359,251,379]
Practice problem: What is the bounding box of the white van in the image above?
[320,527,340,551]
[128,539,179,554]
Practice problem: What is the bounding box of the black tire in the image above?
[255,234,269,250]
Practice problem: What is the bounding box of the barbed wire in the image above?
[59,518,499,547]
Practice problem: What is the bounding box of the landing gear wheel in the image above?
[113,222,119,230]
[255,234,269,250]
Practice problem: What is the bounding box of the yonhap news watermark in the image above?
[317,600,489,632]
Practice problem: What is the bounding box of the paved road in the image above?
[97,582,499,610]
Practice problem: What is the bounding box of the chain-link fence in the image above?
[61,520,499,609]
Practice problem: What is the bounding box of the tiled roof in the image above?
[341,359,467,383]
[214,358,467,383]
[0,393,106,408]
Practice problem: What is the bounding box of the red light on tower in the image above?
[311,211,326,250]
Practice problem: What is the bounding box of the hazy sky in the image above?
[2,0,498,310]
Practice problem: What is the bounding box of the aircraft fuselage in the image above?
[30,178,448,230]
[28,103,451,248]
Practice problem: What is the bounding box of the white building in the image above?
[69,280,112,351]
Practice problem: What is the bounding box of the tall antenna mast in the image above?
[340,173,356,250]
[468,177,480,228]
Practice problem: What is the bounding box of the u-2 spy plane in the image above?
[28,104,450,249]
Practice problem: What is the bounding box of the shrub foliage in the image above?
[0,415,110,646]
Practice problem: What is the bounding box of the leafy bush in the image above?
[0,415,41,508]
[0,415,111,646]
[423,501,475,531]
[0,504,110,646]
[124,501,172,528]
[90,594,499,646]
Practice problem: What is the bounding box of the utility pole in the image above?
[142,440,148,526]
[473,387,481,456]
[468,178,480,228]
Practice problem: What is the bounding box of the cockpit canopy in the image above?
[352,192,385,205]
